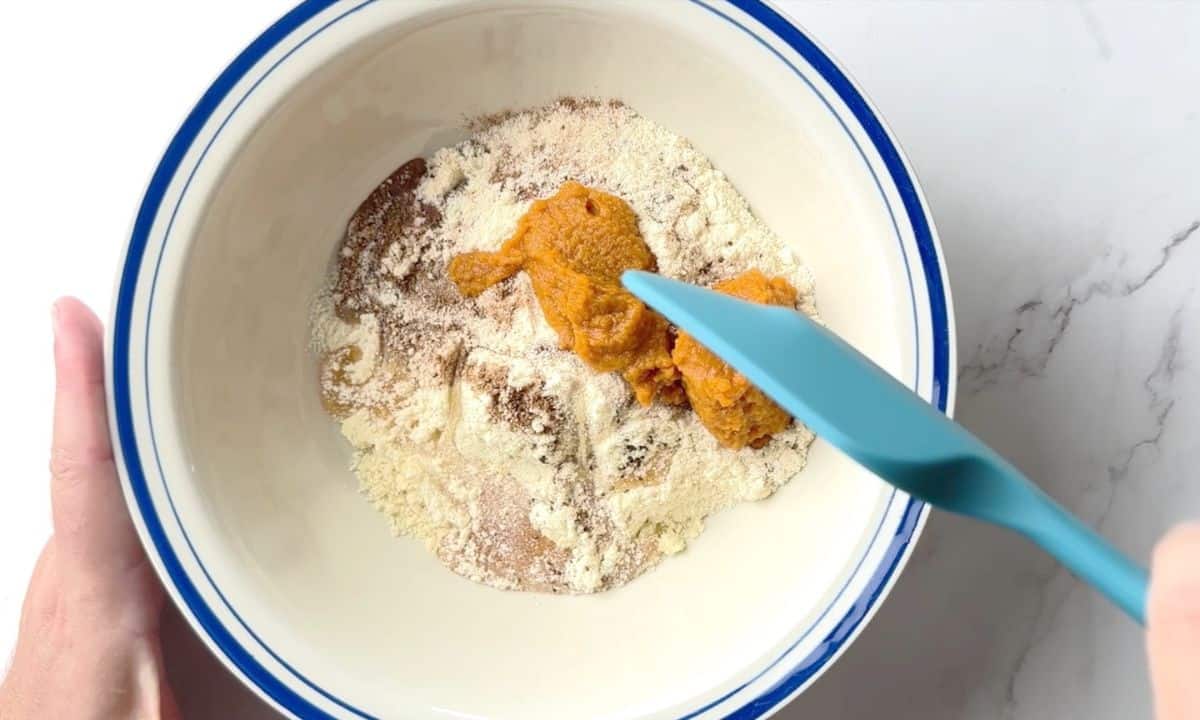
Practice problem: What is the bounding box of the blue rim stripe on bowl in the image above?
[111,1,951,718]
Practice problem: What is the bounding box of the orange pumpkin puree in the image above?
[671,269,797,449]
[449,181,683,406]
[449,182,797,449]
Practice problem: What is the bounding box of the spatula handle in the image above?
[1020,489,1148,623]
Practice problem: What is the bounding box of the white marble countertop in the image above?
[3,2,1197,718]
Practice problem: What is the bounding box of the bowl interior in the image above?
[153,2,918,717]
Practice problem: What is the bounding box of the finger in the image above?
[1147,522,1200,720]
[16,540,58,636]
[50,297,145,579]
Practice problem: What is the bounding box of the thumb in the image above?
[49,297,146,586]
[1147,523,1200,720]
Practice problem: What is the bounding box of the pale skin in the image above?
[0,298,1196,719]
[0,299,179,719]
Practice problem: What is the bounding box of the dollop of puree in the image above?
[671,270,797,449]
[449,181,797,449]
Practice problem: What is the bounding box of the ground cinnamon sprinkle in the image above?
[312,99,819,593]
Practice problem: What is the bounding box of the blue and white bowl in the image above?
[108,1,955,718]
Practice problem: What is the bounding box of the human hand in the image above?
[1148,523,1200,720]
[0,298,179,719]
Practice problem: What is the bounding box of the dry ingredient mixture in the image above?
[312,99,819,593]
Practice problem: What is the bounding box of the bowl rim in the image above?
[107,1,956,717]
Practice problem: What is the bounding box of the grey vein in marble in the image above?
[1109,305,1183,486]
[960,220,1199,397]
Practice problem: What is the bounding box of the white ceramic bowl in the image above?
[108,1,954,718]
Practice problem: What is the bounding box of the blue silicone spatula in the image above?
[622,270,1148,623]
